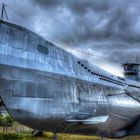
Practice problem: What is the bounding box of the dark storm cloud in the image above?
[32,0,140,44]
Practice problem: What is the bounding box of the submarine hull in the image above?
[0,20,140,138]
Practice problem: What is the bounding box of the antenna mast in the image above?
[1,3,8,20]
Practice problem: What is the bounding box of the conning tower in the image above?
[123,63,140,82]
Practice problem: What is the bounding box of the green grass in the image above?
[0,132,140,140]
[44,132,100,140]
[0,133,33,140]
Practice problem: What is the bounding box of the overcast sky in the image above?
[1,0,140,76]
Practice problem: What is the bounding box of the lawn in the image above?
[0,122,139,140]
[0,131,140,140]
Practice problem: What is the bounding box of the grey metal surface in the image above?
[0,20,140,138]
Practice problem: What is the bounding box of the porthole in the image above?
[91,72,93,74]
[78,61,80,64]
[81,64,84,66]
[37,45,49,54]
[88,70,90,72]
[85,67,87,69]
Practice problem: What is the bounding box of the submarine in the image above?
[0,20,140,139]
